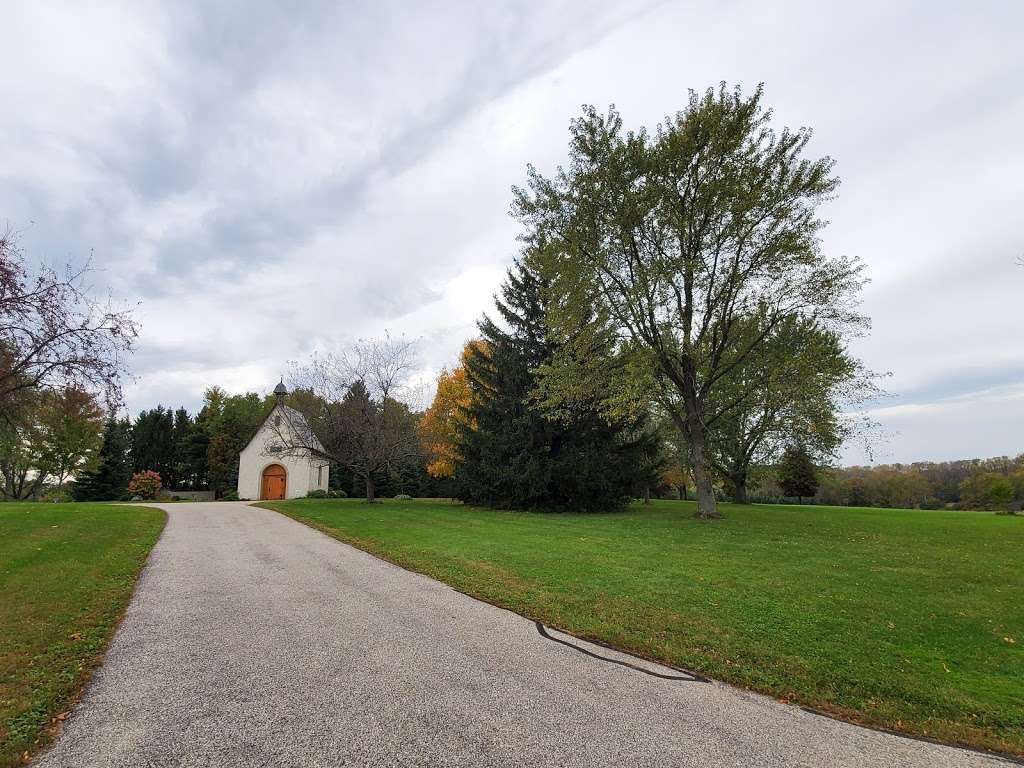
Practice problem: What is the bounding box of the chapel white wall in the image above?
[236,406,329,500]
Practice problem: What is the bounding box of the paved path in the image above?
[38,502,1010,767]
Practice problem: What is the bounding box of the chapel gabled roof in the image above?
[277,404,323,451]
[238,398,324,456]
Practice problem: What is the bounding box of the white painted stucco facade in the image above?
[237,400,329,500]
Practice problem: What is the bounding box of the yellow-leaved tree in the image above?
[419,341,485,478]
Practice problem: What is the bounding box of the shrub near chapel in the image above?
[128,470,162,500]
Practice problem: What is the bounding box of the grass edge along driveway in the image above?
[0,503,165,768]
[262,497,1023,757]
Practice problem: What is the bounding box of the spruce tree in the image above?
[130,406,174,480]
[456,258,657,511]
[778,443,819,503]
[73,418,132,501]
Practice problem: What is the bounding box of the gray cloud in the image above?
[1,0,1021,464]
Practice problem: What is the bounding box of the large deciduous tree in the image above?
[0,228,138,421]
[0,386,104,498]
[0,393,46,499]
[36,386,105,491]
[516,85,864,518]
[275,335,422,502]
[704,316,875,503]
[194,387,265,497]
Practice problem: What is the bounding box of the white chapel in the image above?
[237,381,330,500]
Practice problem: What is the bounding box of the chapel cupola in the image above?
[274,379,288,405]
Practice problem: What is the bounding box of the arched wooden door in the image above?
[261,464,287,500]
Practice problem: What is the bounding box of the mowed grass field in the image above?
[263,497,1023,755]
[0,503,165,768]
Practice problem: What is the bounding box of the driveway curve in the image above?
[37,502,1009,767]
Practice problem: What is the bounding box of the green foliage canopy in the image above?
[514,84,864,518]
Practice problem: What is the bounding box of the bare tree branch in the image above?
[267,334,422,502]
[0,227,138,423]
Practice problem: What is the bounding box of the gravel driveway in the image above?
[36,502,1010,767]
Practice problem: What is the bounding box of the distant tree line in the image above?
[66,380,454,502]
[647,448,1024,514]
[35,375,1021,512]
[639,452,1022,512]
[69,389,262,501]
[783,455,1024,512]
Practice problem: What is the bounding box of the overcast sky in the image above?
[2,0,1021,465]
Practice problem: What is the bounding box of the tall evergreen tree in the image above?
[182,409,210,489]
[778,443,819,503]
[130,406,175,482]
[457,258,657,511]
[207,433,237,498]
[161,407,210,490]
[73,417,132,501]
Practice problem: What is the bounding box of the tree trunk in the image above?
[365,475,376,503]
[643,485,651,504]
[679,383,719,519]
[689,440,718,518]
[732,473,749,504]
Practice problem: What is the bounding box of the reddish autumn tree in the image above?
[128,469,162,500]
[0,228,138,423]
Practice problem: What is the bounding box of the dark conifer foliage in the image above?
[73,418,132,501]
[778,444,820,503]
[128,406,207,490]
[173,407,207,488]
[457,259,657,511]
[130,406,174,482]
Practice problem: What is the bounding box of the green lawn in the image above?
[263,497,1023,756]
[0,503,165,768]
